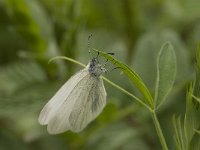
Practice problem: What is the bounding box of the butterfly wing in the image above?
[46,72,91,134]
[68,76,106,132]
[47,75,106,134]
[38,68,89,126]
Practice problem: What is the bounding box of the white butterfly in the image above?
[38,57,107,134]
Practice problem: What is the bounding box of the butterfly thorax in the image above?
[88,58,106,77]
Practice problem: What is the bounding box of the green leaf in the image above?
[5,0,65,77]
[184,83,200,148]
[133,30,191,91]
[184,49,200,149]
[93,49,153,109]
[192,95,200,104]
[154,42,177,108]
[189,132,200,150]
[172,115,186,150]
[5,0,51,52]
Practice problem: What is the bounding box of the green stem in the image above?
[103,77,151,111]
[48,56,86,67]
[192,95,200,103]
[151,111,169,150]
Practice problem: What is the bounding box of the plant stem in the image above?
[151,111,169,150]
[103,77,152,111]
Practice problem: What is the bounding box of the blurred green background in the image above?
[0,0,199,149]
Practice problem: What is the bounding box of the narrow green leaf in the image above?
[185,46,200,149]
[192,95,200,104]
[172,115,186,150]
[195,129,200,135]
[154,42,177,108]
[93,49,153,109]
[184,83,200,148]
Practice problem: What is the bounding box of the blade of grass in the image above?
[172,116,185,150]
[192,95,200,104]
[184,83,200,147]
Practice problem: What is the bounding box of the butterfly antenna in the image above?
[88,34,93,59]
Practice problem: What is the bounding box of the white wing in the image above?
[47,75,106,134]
[38,67,89,126]
[69,76,106,132]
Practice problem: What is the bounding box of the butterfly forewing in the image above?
[69,76,106,132]
[46,71,93,134]
[38,68,89,126]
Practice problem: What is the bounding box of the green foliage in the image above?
[185,84,200,143]
[172,50,200,150]
[85,123,149,150]
[5,0,51,52]
[172,83,200,150]
[96,44,177,150]
[94,49,153,109]
[154,42,177,108]
[0,0,200,149]
[0,61,47,118]
[173,116,185,150]
[132,30,191,91]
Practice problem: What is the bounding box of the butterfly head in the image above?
[88,58,107,77]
